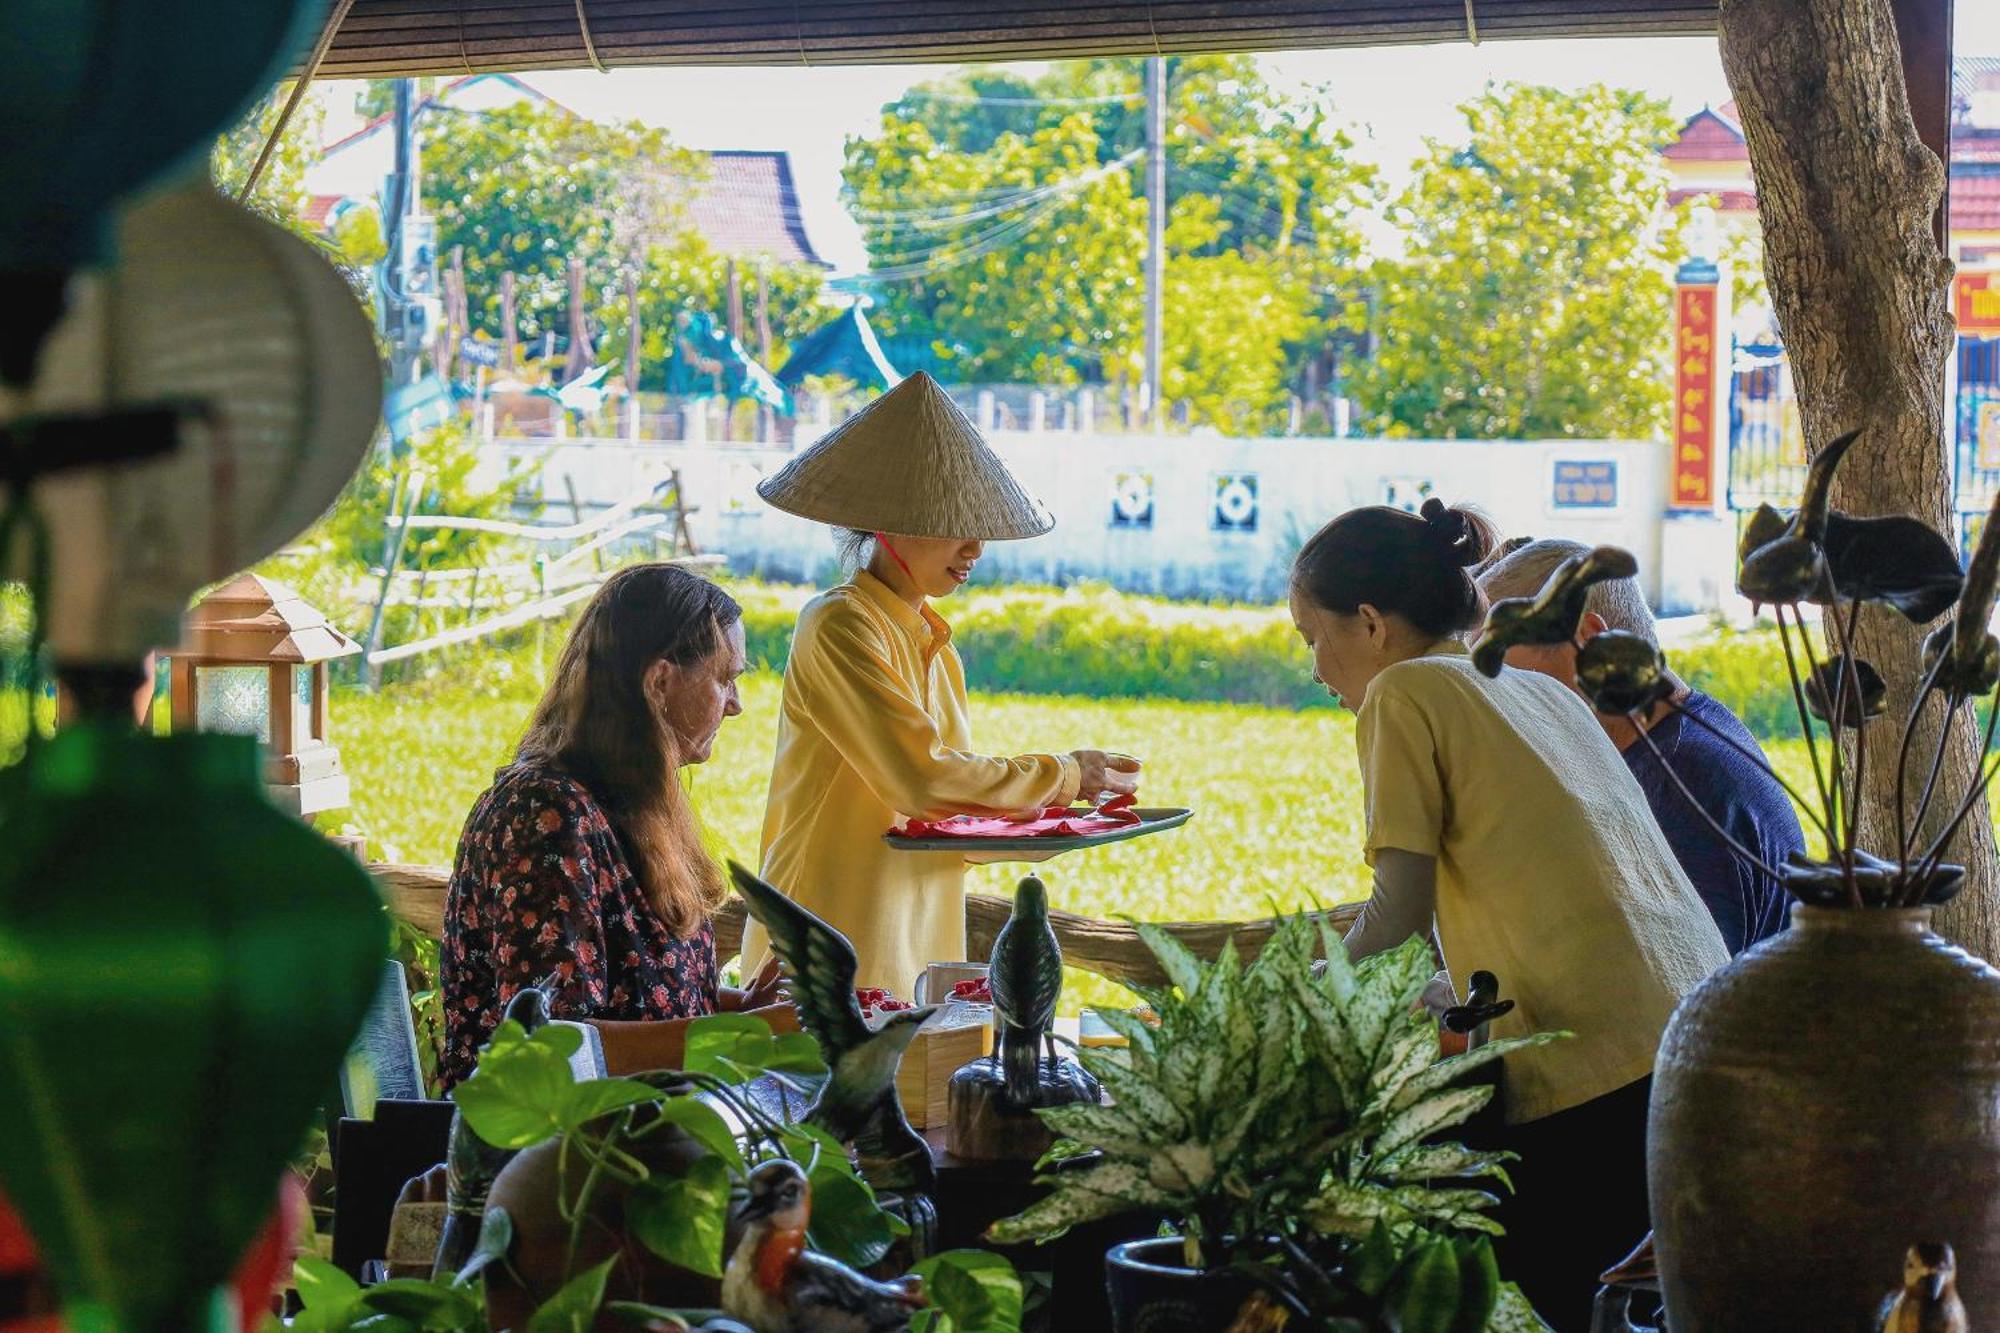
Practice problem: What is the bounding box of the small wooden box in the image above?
[893,1005,992,1129]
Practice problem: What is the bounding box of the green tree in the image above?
[1349,83,1686,440]
[843,56,1374,433]
[418,102,704,347]
[210,82,325,236]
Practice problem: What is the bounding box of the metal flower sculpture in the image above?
[729,864,938,1197]
[1504,427,1996,911]
[1471,545,1640,677]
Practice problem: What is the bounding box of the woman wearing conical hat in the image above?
[744,372,1141,995]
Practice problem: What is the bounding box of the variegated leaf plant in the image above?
[985,920,1563,1276]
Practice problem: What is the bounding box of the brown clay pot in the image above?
[1650,904,2000,1330]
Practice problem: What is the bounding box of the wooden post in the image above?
[500,271,518,373]
[726,259,745,342]
[564,256,594,384]
[756,265,774,442]
[1719,0,1994,956]
[625,267,642,442]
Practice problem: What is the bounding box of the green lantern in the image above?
[0,0,321,382]
[0,722,385,1331]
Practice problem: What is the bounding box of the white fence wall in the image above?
[492,432,1682,607]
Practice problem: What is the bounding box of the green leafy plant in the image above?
[986,924,1558,1325]
[449,1013,1018,1330]
[1234,1225,1547,1332]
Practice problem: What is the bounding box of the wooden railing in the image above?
[372,863,1360,992]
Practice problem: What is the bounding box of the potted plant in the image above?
[284,1013,1020,1333]
[1473,428,2000,1329]
[986,918,1554,1332]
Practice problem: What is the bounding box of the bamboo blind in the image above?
[315,0,1719,77]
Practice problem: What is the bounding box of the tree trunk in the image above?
[1719,0,2000,959]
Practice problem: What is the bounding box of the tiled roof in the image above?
[683,151,830,269]
[1663,108,1747,162]
[1954,173,2000,233]
[302,194,344,227]
[1669,188,1757,212]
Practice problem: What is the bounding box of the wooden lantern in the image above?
[167,575,360,819]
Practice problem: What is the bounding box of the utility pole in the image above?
[382,78,437,388]
[1143,56,1166,432]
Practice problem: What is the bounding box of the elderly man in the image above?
[1477,539,1802,954]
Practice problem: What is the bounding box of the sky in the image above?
[361,12,2000,276]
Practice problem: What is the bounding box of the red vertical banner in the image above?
[1671,283,1719,509]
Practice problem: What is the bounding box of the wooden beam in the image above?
[1893,0,1955,251]
[372,862,1357,992]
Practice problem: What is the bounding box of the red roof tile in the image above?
[1669,188,1757,213]
[683,151,829,268]
[1953,174,2000,233]
[1664,108,1748,162]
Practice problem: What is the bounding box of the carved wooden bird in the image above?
[1881,1242,1967,1333]
[730,863,937,1195]
[990,876,1063,1109]
[722,1159,927,1333]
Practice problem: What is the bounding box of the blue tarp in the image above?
[775,303,901,392]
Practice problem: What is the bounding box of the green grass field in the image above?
[332,636,1848,1013]
[338,668,1372,1011]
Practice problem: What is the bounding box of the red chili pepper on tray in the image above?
[949,977,993,1002]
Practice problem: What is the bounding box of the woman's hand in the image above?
[735,956,790,1011]
[1070,750,1143,802]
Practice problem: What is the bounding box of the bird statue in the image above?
[730,863,938,1196]
[1738,426,1858,607]
[1470,545,1639,677]
[722,1159,928,1333]
[989,876,1065,1109]
[433,985,550,1278]
[1880,1242,1968,1333]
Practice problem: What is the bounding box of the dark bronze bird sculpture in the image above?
[990,876,1064,1109]
[433,985,549,1278]
[730,863,937,1195]
[1738,426,1858,608]
[1470,545,1639,678]
[1925,489,2000,697]
[722,1159,927,1333]
[1880,1242,1968,1333]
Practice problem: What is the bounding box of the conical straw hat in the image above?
[756,371,1054,540]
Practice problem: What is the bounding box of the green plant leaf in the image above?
[559,1077,661,1132]
[805,1159,899,1270]
[768,1030,829,1073]
[295,1255,363,1324]
[452,1024,591,1148]
[357,1279,482,1329]
[1373,1143,1515,1191]
[655,1096,746,1170]
[910,1250,1024,1333]
[1449,1235,1500,1333]
[1392,1032,1566,1114]
[1135,922,1207,997]
[1486,1282,1553,1331]
[526,1256,617,1333]
[627,1156,732,1278]
[1373,1085,1495,1161]
[1350,1221,1399,1297]
[1393,1238,1464,1333]
[986,1160,1175,1244]
[452,1206,514,1287]
[683,1013,780,1083]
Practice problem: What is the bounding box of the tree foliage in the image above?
[1349,83,1686,441]
[419,100,827,375]
[843,57,1374,433]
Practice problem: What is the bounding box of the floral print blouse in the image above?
[439,763,718,1088]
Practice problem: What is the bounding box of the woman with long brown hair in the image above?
[438,563,781,1087]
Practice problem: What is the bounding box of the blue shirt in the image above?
[1621,690,1804,954]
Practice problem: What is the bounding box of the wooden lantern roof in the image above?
[181,574,362,665]
[314,1,1722,79]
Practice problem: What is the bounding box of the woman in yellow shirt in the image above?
[745,372,1140,994]
[1289,498,1726,1328]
